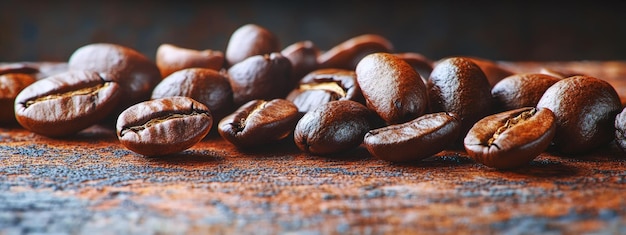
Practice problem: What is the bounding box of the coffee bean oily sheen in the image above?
[363,112,461,163]
[14,70,121,137]
[227,53,292,105]
[0,73,37,125]
[116,96,212,156]
[428,57,494,140]
[151,68,234,121]
[356,52,428,125]
[294,100,374,155]
[318,34,394,71]
[281,40,320,89]
[225,24,280,67]
[156,43,225,78]
[464,107,556,169]
[614,107,626,151]
[491,73,560,112]
[218,99,300,149]
[536,75,622,154]
[286,68,363,113]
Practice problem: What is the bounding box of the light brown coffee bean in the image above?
[491,73,560,111]
[0,73,37,125]
[156,43,225,78]
[225,24,280,67]
[318,34,394,70]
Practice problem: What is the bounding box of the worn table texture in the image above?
[1,62,626,234]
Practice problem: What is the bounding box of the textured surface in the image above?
[1,62,626,234]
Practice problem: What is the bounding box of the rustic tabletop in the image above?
[1,61,625,234]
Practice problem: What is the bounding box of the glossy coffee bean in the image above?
[156,43,225,78]
[294,100,374,155]
[392,52,434,82]
[465,56,514,88]
[116,96,212,156]
[318,34,394,70]
[428,57,494,140]
[68,43,162,116]
[0,73,37,125]
[227,53,292,105]
[491,73,560,111]
[614,107,626,151]
[364,112,461,163]
[356,52,428,125]
[14,70,121,137]
[281,40,320,89]
[464,107,556,169]
[286,68,363,113]
[151,68,234,121]
[218,99,300,149]
[537,75,622,154]
[225,24,280,67]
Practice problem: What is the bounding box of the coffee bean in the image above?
[539,67,582,79]
[294,100,374,155]
[225,24,280,67]
[156,43,225,78]
[218,99,300,149]
[465,56,515,88]
[116,96,212,156]
[428,57,494,141]
[0,73,37,125]
[491,73,560,112]
[537,75,622,154]
[281,40,320,89]
[464,107,556,169]
[14,70,122,137]
[151,68,234,122]
[286,68,363,113]
[68,43,162,119]
[364,112,461,163]
[356,52,428,125]
[318,34,394,70]
[392,52,434,82]
[227,53,292,105]
[614,107,626,151]
[0,63,39,76]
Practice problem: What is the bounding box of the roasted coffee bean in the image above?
[116,96,212,156]
[152,68,234,122]
[0,63,39,76]
[428,57,494,141]
[156,43,225,78]
[14,70,121,137]
[392,52,434,82]
[537,75,622,154]
[294,100,374,155]
[614,107,626,151]
[218,99,300,149]
[286,68,363,113]
[225,24,280,67]
[464,107,556,169]
[356,52,428,125]
[227,53,292,105]
[464,56,514,88]
[68,43,162,118]
[281,40,320,89]
[539,67,582,79]
[364,112,461,163]
[491,73,560,111]
[318,34,394,70]
[0,73,37,125]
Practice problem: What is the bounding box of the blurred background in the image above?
[2,0,626,62]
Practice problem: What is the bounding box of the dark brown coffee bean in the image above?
[364,112,461,163]
[356,52,428,125]
[281,40,320,89]
[491,73,560,111]
[151,68,233,122]
[392,52,434,82]
[465,56,514,88]
[14,70,122,137]
[218,99,300,149]
[156,43,225,78]
[464,107,556,169]
[286,68,363,113]
[537,75,622,154]
[68,43,162,120]
[318,34,394,70]
[0,73,37,125]
[116,96,212,156]
[227,53,292,105]
[225,24,280,67]
[428,57,494,141]
[294,100,374,155]
[614,107,626,151]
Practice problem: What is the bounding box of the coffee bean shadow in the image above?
[503,158,580,178]
[57,124,119,143]
[144,149,225,165]
[314,146,373,162]
[389,151,476,168]
[222,137,303,157]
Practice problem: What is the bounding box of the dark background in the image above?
[2,0,626,62]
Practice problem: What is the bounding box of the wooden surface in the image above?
[1,61,626,234]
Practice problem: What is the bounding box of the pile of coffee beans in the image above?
[2,23,625,170]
